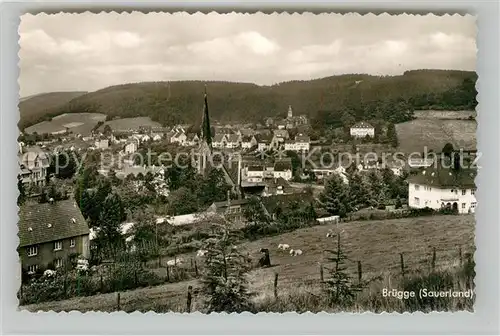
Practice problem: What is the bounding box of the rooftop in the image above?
[407,166,477,188]
[18,199,89,247]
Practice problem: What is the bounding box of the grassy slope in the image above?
[19,91,87,129]
[20,215,475,312]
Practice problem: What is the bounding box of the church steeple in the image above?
[287,105,293,119]
[200,85,212,151]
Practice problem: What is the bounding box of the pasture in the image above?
[396,119,476,153]
[21,215,475,312]
[24,113,106,136]
[413,110,476,120]
[100,117,161,132]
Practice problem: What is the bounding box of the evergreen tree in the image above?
[320,174,351,218]
[348,172,369,209]
[323,233,362,307]
[386,123,398,147]
[200,221,252,313]
[97,192,125,258]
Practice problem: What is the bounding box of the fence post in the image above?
[194,259,198,277]
[166,266,170,282]
[399,253,405,278]
[190,258,193,270]
[357,261,362,284]
[116,292,121,311]
[273,273,279,299]
[158,255,161,268]
[431,247,436,271]
[459,246,463,266]
[186,285,193,313]
[319,263,324,282]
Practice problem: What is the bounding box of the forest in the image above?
[18,70,477,132]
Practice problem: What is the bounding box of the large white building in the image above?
[350,121,375,138]
[408,167,477,214]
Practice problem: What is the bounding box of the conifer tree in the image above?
[319,174,351,218]
[200,221,252,313]
[323,233,362,307]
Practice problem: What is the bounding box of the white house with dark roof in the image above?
[225,134,241,149]
[284,134,311,152]
[212,134,227,149]
[18,146,50,188]
[350,121,375,138]
[241,135,257,149]
[273,160,293,181]
[408,167,477,214]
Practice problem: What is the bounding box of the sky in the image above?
[19,12,476,97]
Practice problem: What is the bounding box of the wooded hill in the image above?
[18,70,477,131]
[19,91,88,130]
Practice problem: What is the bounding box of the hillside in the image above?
[18,91,87,130]
[18,70,477,131]
[21,215,474,313]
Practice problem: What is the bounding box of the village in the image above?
[16,86,478,313]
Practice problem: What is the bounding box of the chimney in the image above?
[227,190,231,207]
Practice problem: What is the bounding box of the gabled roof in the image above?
[241,135,254,142]
[274,160,292,172]
[213,134,226,143]
[351,121,374,129]
[274,129,289,138]
[248,165,264,172]
[227,134,240,143]
[18,199,90,247]
[407,166,477,188]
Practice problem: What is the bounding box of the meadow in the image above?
[20,215,475,313]
[24,113,106,136]
[395,119,476,153]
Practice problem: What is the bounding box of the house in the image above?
[170,131,187,145]
[273,160,293,181]
[284,134,310,152]
[18,199,91,274]
[207,197,250,223]
[212,134,227,149]
[184,133,200,147]
[18,146,50,188]
[256,134,272,151]
[262,177,294,197]
[225,134,241,149]
[245,165,264,183]
[124,139,139,154]
[94,139,109,150]
[152,134,163,142]
[241,135,257,149]
[350,122,375,138]
[407,167,477,214]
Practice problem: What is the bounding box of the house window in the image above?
[27,265,38,274]
[471,189,476,195]
[471,202,477,208]
[462,203,466,209]
[70,239,76,247]
[414,197,420,206]
[54,241,63,251]
[27,246,38,257]
[414,185,420,191]
[55,258,63,268]
[461,189,466,195]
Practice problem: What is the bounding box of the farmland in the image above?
[396,119,477,153]
[24,113,106,136]
[99,117,162,132]
[21,215,475,313]
[413,110,476,120]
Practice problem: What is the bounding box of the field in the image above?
[24,113,106,136]
[20,215,475,313]
[413,110,476,120]
[396,119,477,153]
[100,117,162,132]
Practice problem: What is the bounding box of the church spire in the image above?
[201,85,212,150]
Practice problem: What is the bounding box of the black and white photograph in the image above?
[17,12,477,314]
